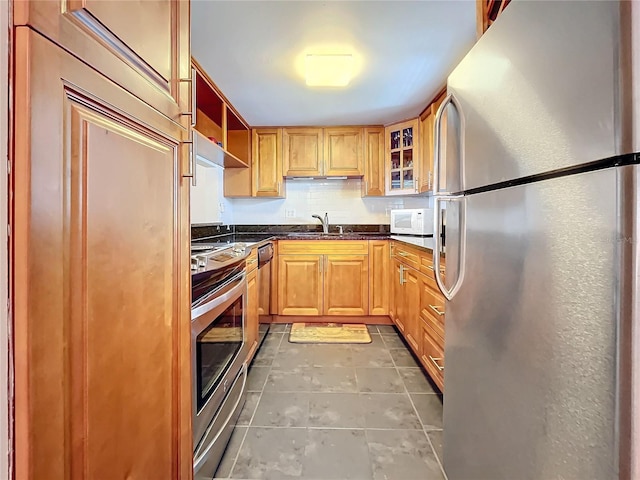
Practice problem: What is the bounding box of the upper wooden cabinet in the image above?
[13,27,191,479]
[283,128,324,176]
[385,118,420,195]
[253,128,284,197]
[14,0,191,125]
[477,0,512,37]
[418,89,447,194]
[283,127,367,178]
[362,127,385,196]
[324,127,363,176]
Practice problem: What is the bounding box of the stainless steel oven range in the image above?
[191,243,250,479]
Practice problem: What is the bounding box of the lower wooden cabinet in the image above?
[324,255,369,315]
[403,267,421,353]
[368,240,389,315]
[278,254,323,315]
[420,318,444,391]
[392,260,406,332]
[246,264,259,362]
[391,241,446,392]
[277,244,370,316]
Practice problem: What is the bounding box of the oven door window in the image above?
[196,296,243,411]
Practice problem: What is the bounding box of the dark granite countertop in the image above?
[190,224,443,255]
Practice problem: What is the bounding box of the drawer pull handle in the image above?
[398,252,409,257]
[429,305,445,316]
[248,259,257,264]
[429,355,444,371]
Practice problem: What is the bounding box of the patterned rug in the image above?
[288,323,372,344]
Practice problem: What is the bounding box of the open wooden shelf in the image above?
[192,58,250,169]
[194,129,248,168]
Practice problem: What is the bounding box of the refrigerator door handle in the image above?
[433,195,466,301]
[433,93,465,196]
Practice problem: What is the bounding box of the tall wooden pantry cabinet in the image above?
[11,1,192,478]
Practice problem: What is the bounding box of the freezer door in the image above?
[446,1,623,193]
[443,167,627,480]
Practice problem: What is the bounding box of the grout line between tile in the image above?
[399,353,447,479]
[227,327,287,478]
[243,425,426,431]
[426,431,449,480]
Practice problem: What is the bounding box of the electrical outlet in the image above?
[285,209,296,218]
[218,202,225,213]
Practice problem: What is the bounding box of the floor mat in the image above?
[288,323,372,344]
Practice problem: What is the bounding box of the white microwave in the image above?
[390,208,433,236]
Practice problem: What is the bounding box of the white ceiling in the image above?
[191,1,477,126]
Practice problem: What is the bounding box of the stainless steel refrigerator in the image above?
[431,1,637,479]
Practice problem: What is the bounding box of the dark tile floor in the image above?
[214,324,445,480]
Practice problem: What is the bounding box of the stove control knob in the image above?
[198,259,206,268]
[190,263,198,271]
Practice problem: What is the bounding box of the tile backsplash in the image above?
[228,178,432,225]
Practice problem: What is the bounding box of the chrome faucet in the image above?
[312,212,329,233]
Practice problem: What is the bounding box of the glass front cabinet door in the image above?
[385,118,420,195]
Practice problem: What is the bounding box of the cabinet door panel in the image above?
[385,118,419,195]
[392,260,405,332]
[403,268,421,353]
[253,128,284,197]
[324,127,363,176]
[362,127,385,196]
[368,241,389,315]
[247,268,259,362]
[278,255,323,315]
[420,281,446,341]
[283,128,323,176]
[421,319,445,391]
[14,0,190,122]
[13,28,191,480]
[324,255,369,316]
[258,260,271,316]
[419,109,434,193]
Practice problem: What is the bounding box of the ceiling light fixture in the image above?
[305,54,353,87]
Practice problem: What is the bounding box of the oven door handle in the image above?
[191,272,246,322]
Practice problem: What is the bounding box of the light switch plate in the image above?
[285,209,295,218]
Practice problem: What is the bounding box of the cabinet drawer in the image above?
[278,240,368,255]
[419,252,446,279]
[420,283,445,335]
[246,248,258,272]
[420,319,444,391]
[420,311,444,348]
[391,243,420,270]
